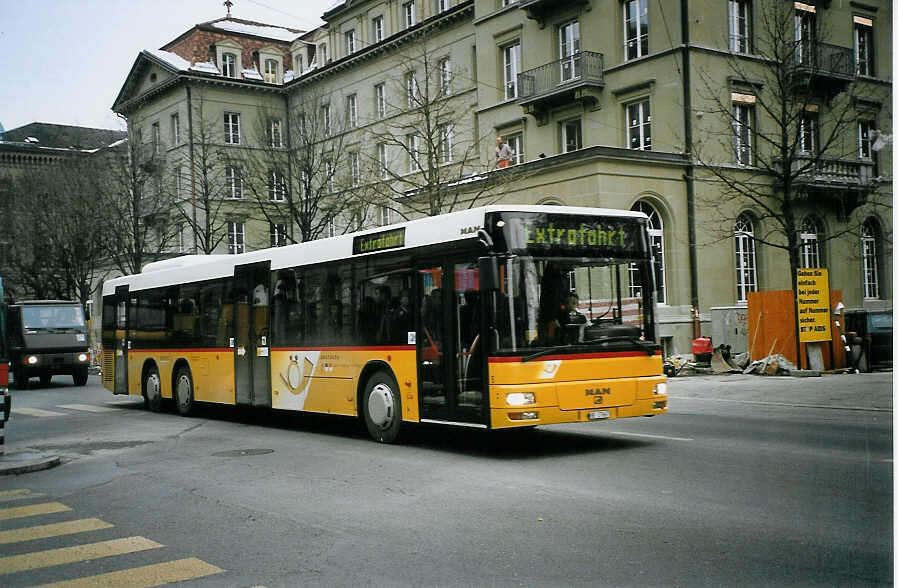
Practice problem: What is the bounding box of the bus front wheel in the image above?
[362,371,402,443]
[144,365,163,413]
[174,366,195,417]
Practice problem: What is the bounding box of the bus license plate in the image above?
[588,410,610,420]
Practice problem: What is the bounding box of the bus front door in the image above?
[113,285,129,395]
[233,262,272,407]
[417,262,486,425]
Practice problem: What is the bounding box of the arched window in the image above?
[629,201,666,303]
[734,213,757,303]
[862,218,880,299]
[800,216,824,268]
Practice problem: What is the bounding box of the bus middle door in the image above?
[233,262,272,407]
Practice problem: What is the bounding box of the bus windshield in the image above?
[491,255,655,357]
[22,305,86,331]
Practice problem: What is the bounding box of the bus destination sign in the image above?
[352,227,406,255]
[494,213,647,258]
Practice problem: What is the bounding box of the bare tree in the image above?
[95,123,175,275]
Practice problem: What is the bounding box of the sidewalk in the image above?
[667,371,893,412]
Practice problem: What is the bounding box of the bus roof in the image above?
[102,205,647,296]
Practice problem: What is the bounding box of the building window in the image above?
[170,113,180,145]
[379,206,391,226]
[854,18,874,76]
[345,94,358,128]
[862,219,880,299]
[502,0,517,5]
[624,0,649,60]
[406,71,418,108]
[437,0,450,13]
[858,119,873,159]
[221,52,237,78]
[627,99,651,150]
[728,0,751,53]
[318,43,328,65]
[228,221,245,254]
[404,1,417,28]
[439,58,452,96]
[268,118,282,148]
[375,83,387,118]
[178,224,186,253]
[321,104,331,136]
[224,112,241,145]
[225,166,243,199]
[294,53,303,73]
[506,132,524,165]
[734,214,758,303]
[378,143,389,179]
[327,218,337,238]
[151,122,160,154]
[269,169,286,201]
[733,100,754,165]
[629,201,665,303]
[407,134,420,172]
[270,222,288,247]
[345,30,356,55]
[372,16,384,42]
[264,59,279,83]
[799,216,823,268]
[349,152,361,186]
[561,118,582,153]
[503,42,521,100]
[325,159,335,193]
[559,20,581,82]
[795,7,816,66]
[439,123,453,164]
[175,167,183,199]
[799,111,817,154]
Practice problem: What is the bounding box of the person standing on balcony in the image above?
[495,136,513,168]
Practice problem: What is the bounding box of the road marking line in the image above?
[57,404,120,413]
[0,502,71,521]
[0,519,113,545]
[668,395,892,412]
[0,489,38,500]
[0,536,162,574]
[0,492,45,503]
[607,431,694,442]
[34,557,224,588]
[12,407,65,417]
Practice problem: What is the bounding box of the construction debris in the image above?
[711,345,741,374]
[743,354,798,376]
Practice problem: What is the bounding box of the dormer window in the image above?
[264,59,278,83]
[345,30,356,55]
[293,53,303,73]
[319,43,328,65]
[222,52,237,77]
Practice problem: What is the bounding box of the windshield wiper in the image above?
[522,345,574,363]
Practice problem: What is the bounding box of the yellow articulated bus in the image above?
[102,205,667,442]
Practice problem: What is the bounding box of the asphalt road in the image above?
[0,373,892,587]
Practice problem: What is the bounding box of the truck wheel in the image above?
[174,366,195,417]
[362,370,402,443]
[73,367,88,386]
[14,367,28,390]
[144,365,163,413]
[39,374,52,387]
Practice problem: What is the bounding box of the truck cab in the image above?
[6,301,90,388]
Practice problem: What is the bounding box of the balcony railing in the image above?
[791,155,874,189]
[792,42,855,82]
[517,51,604,103]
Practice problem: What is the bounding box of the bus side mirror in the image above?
[478,257,500,292]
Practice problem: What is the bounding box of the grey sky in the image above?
[0,0,335,132]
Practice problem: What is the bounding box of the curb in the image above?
[0,452,62,476]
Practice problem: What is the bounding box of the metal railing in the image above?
[518,51,604,100]
[793,42,854,79]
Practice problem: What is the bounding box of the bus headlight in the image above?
[653,382,667,395]
[506,392,535,406]
[77,353,88,362]
[27,356,38,365]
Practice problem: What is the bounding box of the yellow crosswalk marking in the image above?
[0,536,162,574]
[35,557,224,588]
[12,407,64,417]
[0,518,113,545]
[0,492,45,503]
[0,502,71,521]
[57,404,119,413]
[0,489,36,500]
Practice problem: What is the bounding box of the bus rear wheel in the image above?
[144,365,163,413]
[174,366,195,417]
[362,371,402,443]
